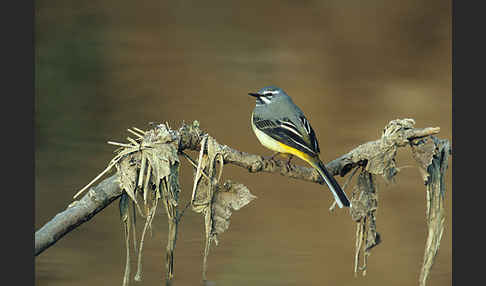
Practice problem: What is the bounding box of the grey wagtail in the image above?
[248,86,351,208]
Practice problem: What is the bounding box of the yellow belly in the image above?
[276,141,314,164]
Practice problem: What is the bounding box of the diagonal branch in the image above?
[35,174,122,256]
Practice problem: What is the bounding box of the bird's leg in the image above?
[285,155,294,170]
[264,152,281,161]
[263,153,294,171]
[271,152,280,161]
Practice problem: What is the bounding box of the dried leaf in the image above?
[119,192,131,222]
[363,118,416,182]
[410,137,437,183]
[188,135,244,282]
[365,145,398,182]
[207,135,218,176]
[350,171,378,222]
[134,200,158,282]
[116,155,139,208]
[119,192,132,286]
[108,123,182,284]
[410,136,451,286]
[192,157,212,213]
[138,153,147,189]
[192,136,208,204]
[351,170,380,277]
[211,180,257,242]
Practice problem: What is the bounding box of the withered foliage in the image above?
[65,119,449,286]
[75,123,256,285]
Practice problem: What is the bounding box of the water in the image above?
[35,1,451,285]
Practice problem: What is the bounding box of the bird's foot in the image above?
[263,152,281,162]
[285,155,294,171]
[263,153,294,171]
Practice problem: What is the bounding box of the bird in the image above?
[248,86,350,208]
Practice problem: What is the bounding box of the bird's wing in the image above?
[252,114,320,157]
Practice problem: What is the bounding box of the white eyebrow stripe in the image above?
[263,90,279,95]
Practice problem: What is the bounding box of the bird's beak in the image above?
[248,93,260,98]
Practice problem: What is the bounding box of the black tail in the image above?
[314,160,351,208]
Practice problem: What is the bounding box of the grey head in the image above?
[248,85,291,106]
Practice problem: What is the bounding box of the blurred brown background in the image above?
[35,0,451,285]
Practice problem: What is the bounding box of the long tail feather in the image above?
[313,159,351,208]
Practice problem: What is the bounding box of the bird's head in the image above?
[248,86,289,105]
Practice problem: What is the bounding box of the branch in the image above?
[219,120,440,181]
[35,174,121,256]
[35,119,441,257]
